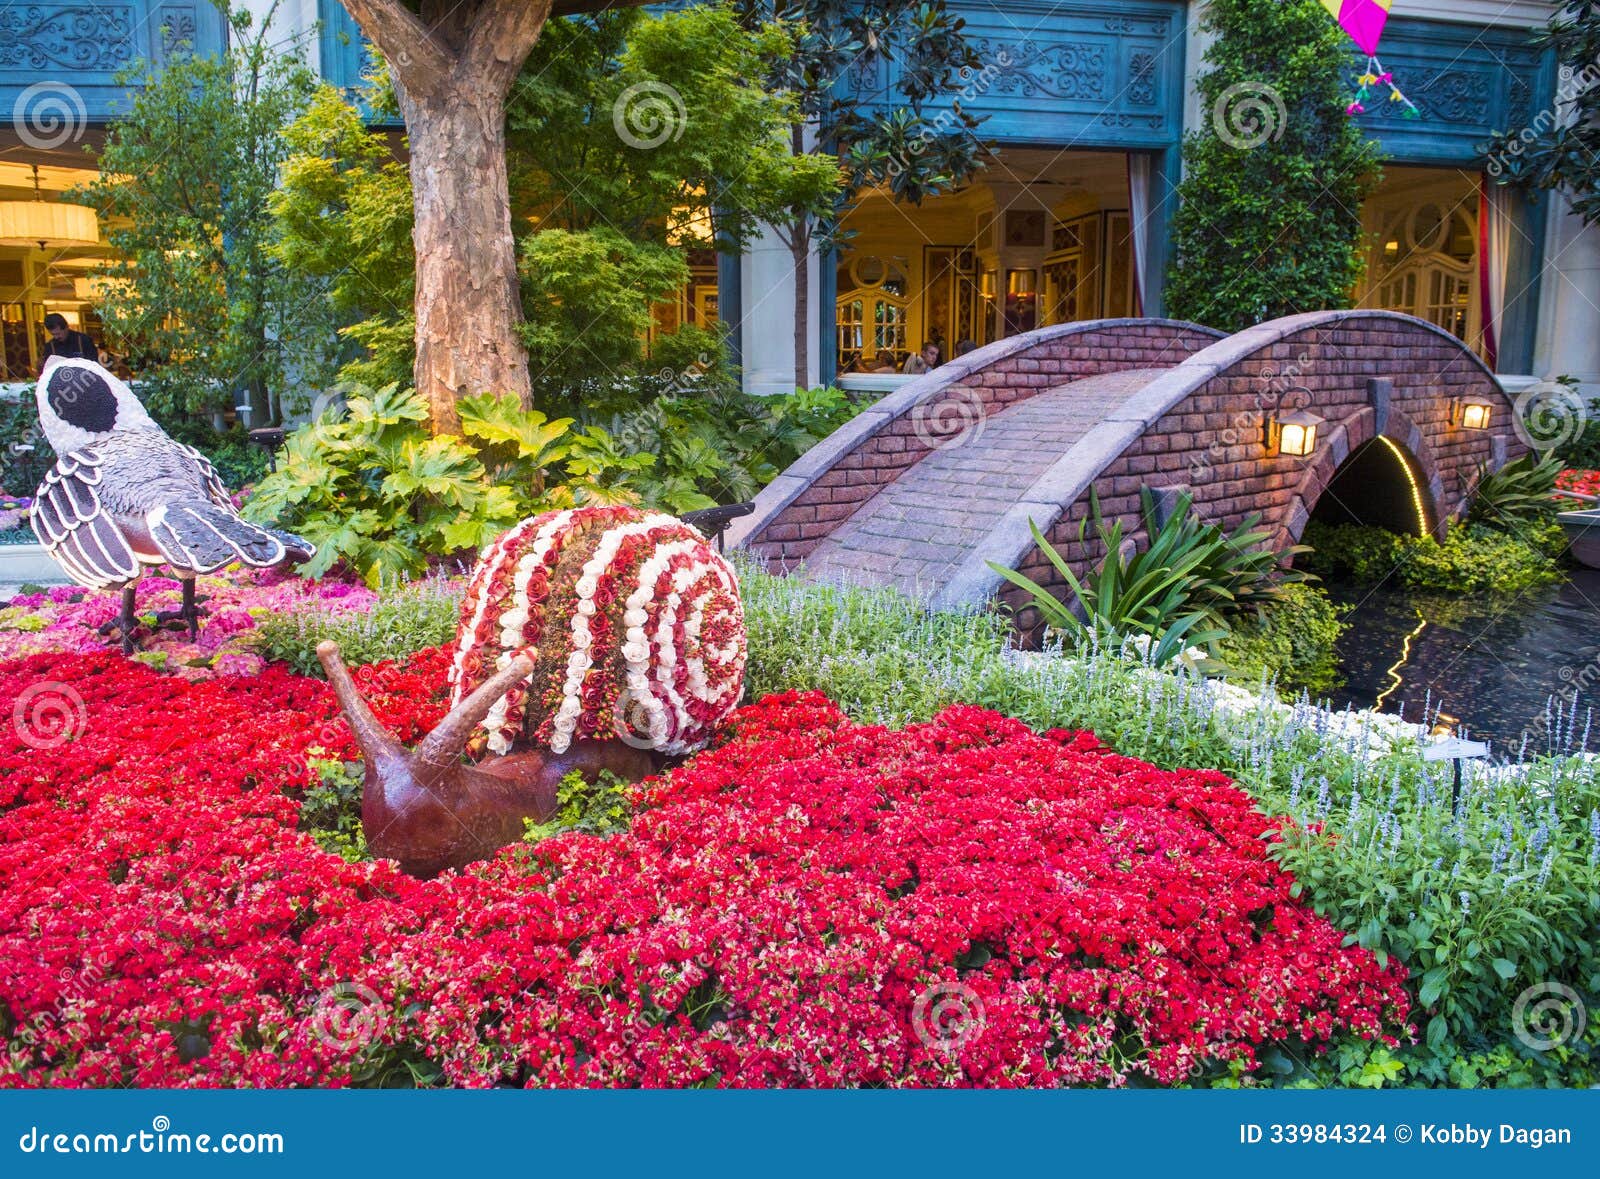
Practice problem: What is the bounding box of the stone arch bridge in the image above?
[728,311,1524,620]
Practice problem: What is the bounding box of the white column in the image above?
[739,221,821,395]
[1536,192,1600,393]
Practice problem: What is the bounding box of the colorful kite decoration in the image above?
[1320,0,1420,119]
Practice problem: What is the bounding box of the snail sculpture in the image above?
[318,506,748,877]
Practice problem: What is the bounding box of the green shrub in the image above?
[298,757,369,862]
[522,770,636,844]
[990,490,1307,666]
[1217,581,1346,698]
[241,385,656,585]
[0,396,51,494]
[249,577,460,675]
[1302,521,1563,594]
[1468,453,1565,531]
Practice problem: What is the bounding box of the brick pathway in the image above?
[803,368,1168,595]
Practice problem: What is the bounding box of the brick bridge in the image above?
[729,311,1525,620]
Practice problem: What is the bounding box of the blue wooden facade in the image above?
[0,3,1559,378]
[0,1,227,123]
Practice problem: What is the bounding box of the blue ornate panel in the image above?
[316,0,402,127]
[1352,17,1555,166]
[0,2,227,123]
[837,0,1188,150]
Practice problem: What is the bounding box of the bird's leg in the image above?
[154,579,208,639]
[97,585,139,653]
[116,586,137,655]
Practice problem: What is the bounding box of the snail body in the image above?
[318,507,746,877]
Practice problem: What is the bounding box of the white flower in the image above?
[625,608,648,628]
[622,641,650,666]
[575,576,599,600]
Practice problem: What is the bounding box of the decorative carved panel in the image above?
[837,1,1186,150]
[0,2,226,121]
[0,5,138,72]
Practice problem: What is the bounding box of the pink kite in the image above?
[1321,0,1391,56]
[1320,0,1420,118]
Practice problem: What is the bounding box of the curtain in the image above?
[1479,176,1513,372]
[1127,154,1153,317]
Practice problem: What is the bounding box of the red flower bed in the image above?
[0,654,1409,1087]
[1558,468,1600,498]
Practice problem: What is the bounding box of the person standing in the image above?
[39,314,98,371]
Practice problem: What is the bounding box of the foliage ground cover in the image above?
[1300,520,1565,595]
[0,653,1410,1087]
[739,569,1600,1086]
[5,565,1595,1086]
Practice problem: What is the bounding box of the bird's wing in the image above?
[176,442,234,508]
[30,449,141,590]
[145,500,288,574]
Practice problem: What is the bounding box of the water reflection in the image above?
[1325,570,1600,752]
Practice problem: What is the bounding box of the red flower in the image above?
[0,661,1410,1088]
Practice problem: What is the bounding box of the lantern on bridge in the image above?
[1452,396,1494,431]
[1265,388,1325,458]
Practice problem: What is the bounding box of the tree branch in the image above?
[338,0,452,93]
[460,0,555,99]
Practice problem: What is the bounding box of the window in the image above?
[836,255,910,372]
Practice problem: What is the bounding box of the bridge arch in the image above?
[732,310,1523,616]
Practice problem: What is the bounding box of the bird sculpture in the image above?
[29,357,315,653]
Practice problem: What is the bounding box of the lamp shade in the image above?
[0,199,98,248]
[1268,407,1324,457]
[1455,398,1493,430]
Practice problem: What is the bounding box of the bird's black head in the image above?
[47,365,118,433]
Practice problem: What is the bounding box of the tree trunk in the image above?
[337,0,550,435]
[791,228,810,392]
[399,86,531,434]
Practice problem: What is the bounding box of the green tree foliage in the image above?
[84,2,334,424]
[274,6,838,402]
[270,75,414,393]
[1166,0,1382,330]
[517,228,694,399]
[1484,1,1600,223]
[507,8,837,245]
